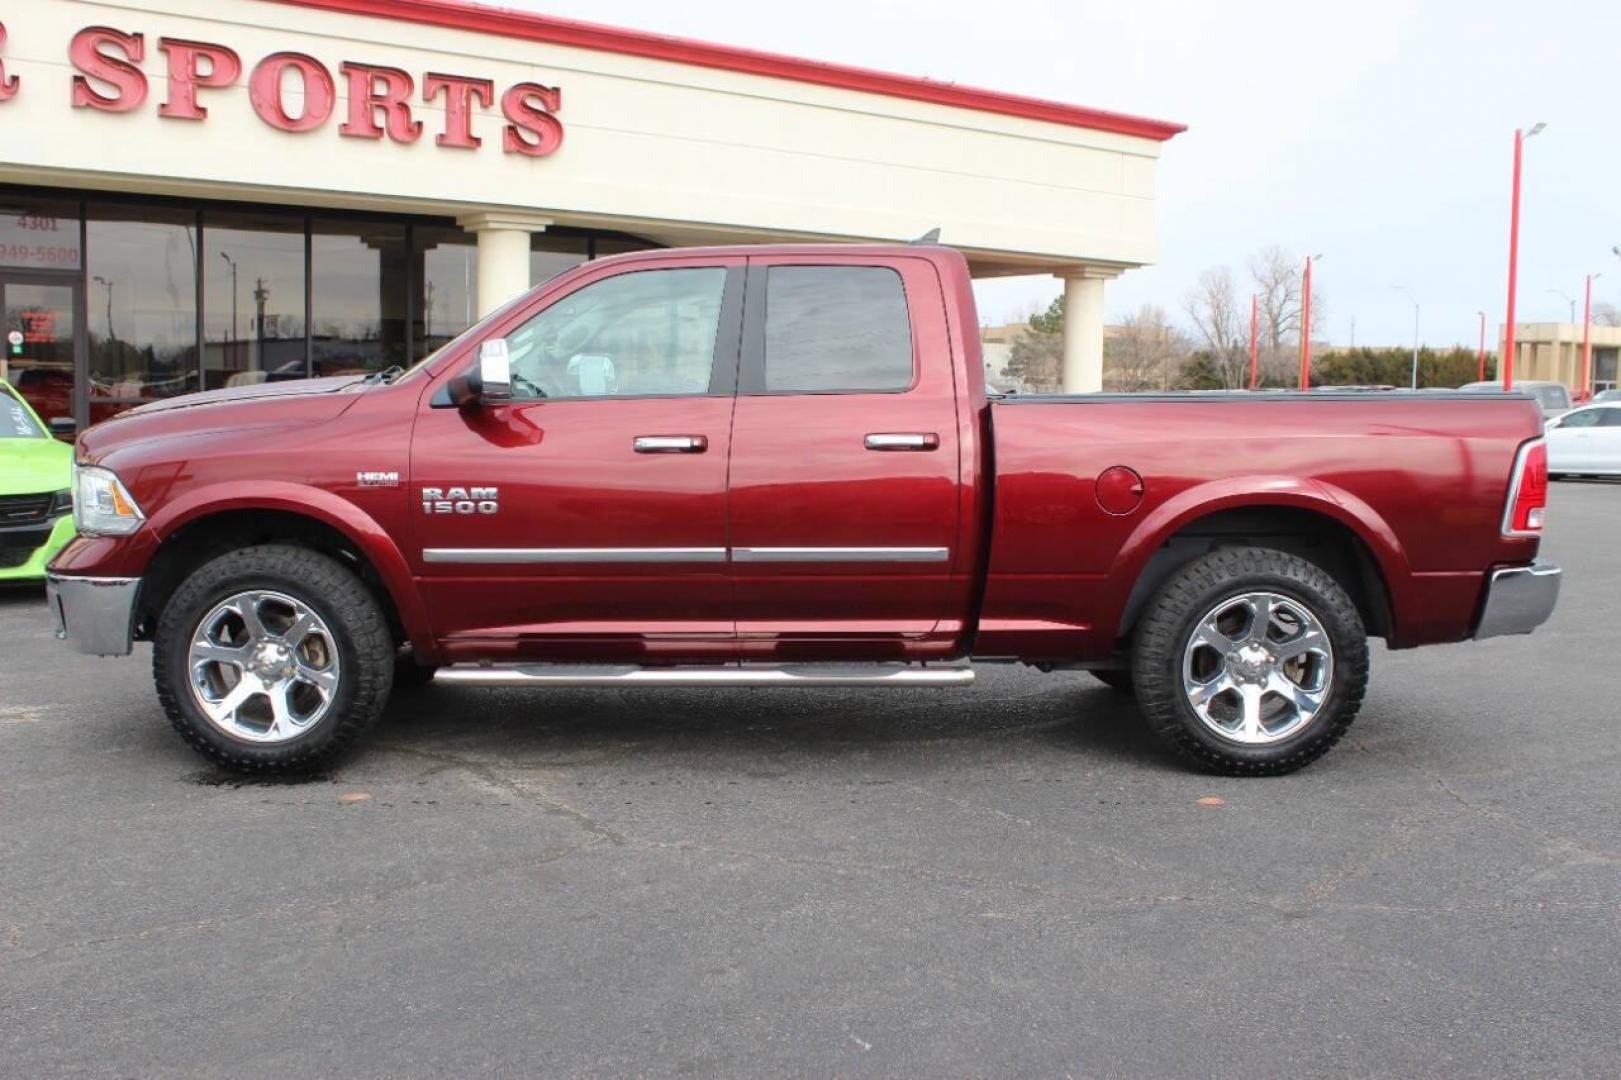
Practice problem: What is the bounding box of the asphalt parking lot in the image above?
[2,483,1617,1077]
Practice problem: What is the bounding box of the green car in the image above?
[0,380,74,583]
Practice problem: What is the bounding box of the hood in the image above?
[120,374,368,417]
[0,436,73,496]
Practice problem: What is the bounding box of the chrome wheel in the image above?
[187,590,341,744]
[1180,590,1333,746]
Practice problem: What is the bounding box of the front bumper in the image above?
[0,515,75,582]
[1474,559,1561,640]
[45,573,141,656]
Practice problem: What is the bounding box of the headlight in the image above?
[72,463,145,536]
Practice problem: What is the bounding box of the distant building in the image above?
[980,321,1123,391]
[1499,324,1621,395]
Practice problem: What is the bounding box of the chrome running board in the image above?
[432,662,975,689]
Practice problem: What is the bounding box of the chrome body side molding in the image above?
[423,548,727,564]
[731,547,950,563]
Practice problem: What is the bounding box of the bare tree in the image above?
[1105,304,1190,391]
[1184,267,1250,388]
[1248,246,1327,383]
[1593,300,1621,328]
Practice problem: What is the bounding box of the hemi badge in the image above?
[356,471,400,488]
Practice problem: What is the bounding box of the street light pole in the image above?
[1581,272,1602,401]
[1476,310,1487,381]
[1299,253,1322,389]
[1503,122,1545,392]
[1249,294,1259,390]
[1548,290,1576,324]
[1394,285,1420,388]
[219,252,238,373]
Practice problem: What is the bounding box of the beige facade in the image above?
[0,0,1181,395]
[1498,323,1621,393]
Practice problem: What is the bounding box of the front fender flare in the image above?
[147,482,438,664]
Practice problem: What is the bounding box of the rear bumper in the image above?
[45,573,140,656]
[1474,559,1561,640]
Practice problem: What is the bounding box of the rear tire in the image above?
[1131,546,1367,776]
[153,545,394,773]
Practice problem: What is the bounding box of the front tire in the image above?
[1131,546,1368,776]
[153,545,395,773]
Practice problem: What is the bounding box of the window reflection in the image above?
[86,203,199,423]
[204,212,306,389]
[415,227,477,360]
[313,220,407,376]
[530,231,587,288]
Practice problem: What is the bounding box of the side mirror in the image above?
[48,416,77,438]
[447,338,513,408]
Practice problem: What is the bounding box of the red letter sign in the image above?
[501,83,563,157]
[249,52,335,132]
[70,26,147,112]
[423,72,493,149]
[0,23,19,102]
[158,37,242,120]
[339,62,421,143]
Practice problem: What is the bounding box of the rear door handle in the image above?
[634,435,708,453]
[865,432,939,451]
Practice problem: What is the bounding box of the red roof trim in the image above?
[267,0,1186,140]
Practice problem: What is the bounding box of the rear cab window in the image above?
[759,266,914,393]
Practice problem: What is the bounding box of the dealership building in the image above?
[0,0,1181,427]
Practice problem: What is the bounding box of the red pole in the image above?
[1299,256,1313,389]
[1477,311,1487,381]
[1581,273,1593,401]
[1503,128,1524,392]
[1249,294,1259,390]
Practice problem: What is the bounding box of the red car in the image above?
[47,244,1559,776]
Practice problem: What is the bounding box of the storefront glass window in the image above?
[593,235,659,260]
[312,220,408,376]
[0,195,81,273]
[530,232,588,287]
[86,203,199,422]
[203,212,306,389]
[416,226,478,360]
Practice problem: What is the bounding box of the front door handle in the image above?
[634,435,708,453]
[865,432,939,451]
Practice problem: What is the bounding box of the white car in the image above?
[1546,403,1621,478]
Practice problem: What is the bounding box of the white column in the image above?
[456,211,555,317]
[1059,269,1116,393]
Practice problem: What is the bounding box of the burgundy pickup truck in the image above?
[46,243,1560,776]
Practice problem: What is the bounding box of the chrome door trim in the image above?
[634,435,708,453]
[731,546,950,563]
[864,432,939,451]
[423,547,727,564]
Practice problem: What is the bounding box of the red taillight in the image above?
[1503,439,1547,537]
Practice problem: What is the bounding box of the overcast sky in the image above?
[514,0,1619,347]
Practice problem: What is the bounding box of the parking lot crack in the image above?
[372,743,628,844]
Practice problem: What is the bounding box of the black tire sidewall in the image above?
[155,546,392,770]
[1133,548,1368,773]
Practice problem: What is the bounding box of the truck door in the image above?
[726,255,963,655]
[409,256,743,660]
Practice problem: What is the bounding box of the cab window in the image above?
[1557,410,1602,429]
[504,268,727,400]
[763,266,913,393]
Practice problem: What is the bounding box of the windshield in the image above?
[0,390,43,438]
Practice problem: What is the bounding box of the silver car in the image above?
[1459,380,1572,419]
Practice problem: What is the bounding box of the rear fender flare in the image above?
[1103,475,1410,639]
